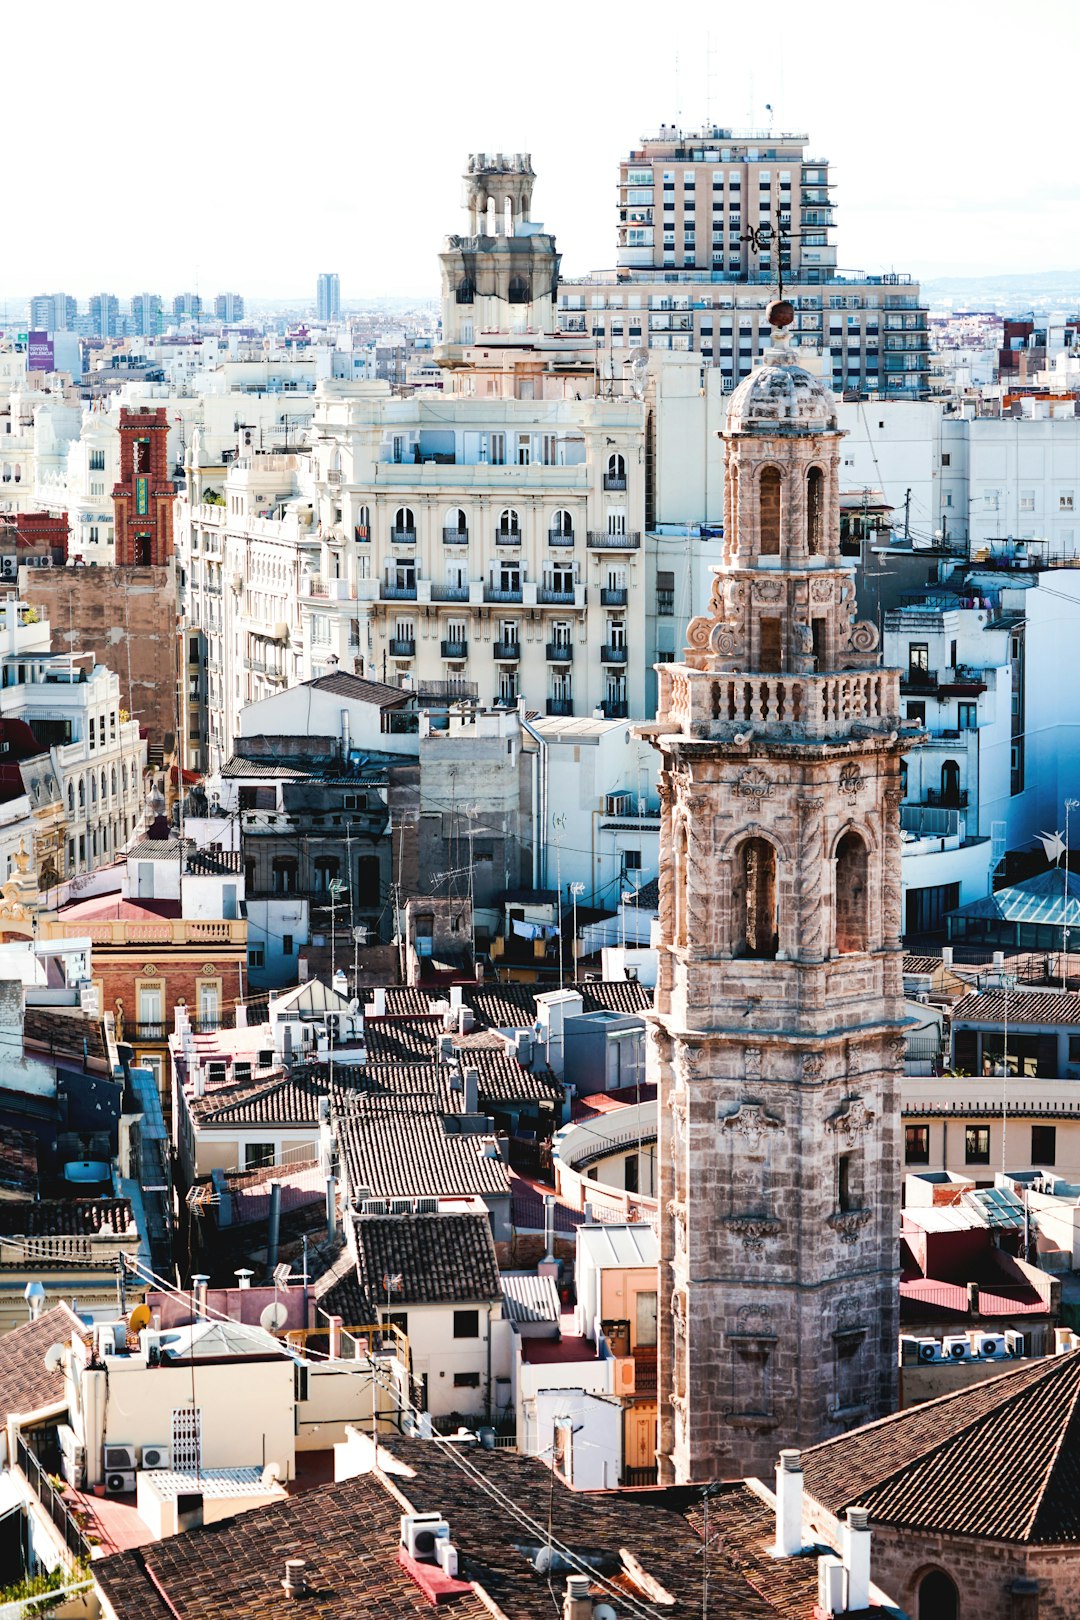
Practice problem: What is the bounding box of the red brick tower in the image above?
[112,407,174,566]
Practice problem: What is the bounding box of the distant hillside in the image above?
[922,270,1080,314]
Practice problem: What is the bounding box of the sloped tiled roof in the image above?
[338,1102,510,1202]
[372,978,653,1027]
[802,1349,1080,1543]
[952,989,1080,1026]
[93,1470,490,1620]
[0,1199,135,1237]
[0,1302,82,1422]
[344,1212,502,1315]
[309,671,411,708]
[96,1441,828,1619]
[312,1244,371,1324]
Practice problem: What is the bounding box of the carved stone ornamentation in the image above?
[797,796,826,959]
[827,1208,873,1244]
[838,762,866,803]
[685,616,713,653]
[826,1096,876,1142]
[811,578,833,602]
[720,1101,783,1148]
[848,619,880,654]
[735,767,773,806]
[802,1052,825,1081]
[709,621,742,660]
[744,1047,763,1081]
[752,578,783,602]
[726,1214,782,1252]
[734,1303,773,1336]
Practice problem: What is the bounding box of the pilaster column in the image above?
[797,795,826,961]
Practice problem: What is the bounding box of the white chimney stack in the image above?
[234,1269,253,1290]
[841,1506,871,1612]
[372,986,386,1017]
[773,1449,804,1556]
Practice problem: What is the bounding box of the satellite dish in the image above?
[129,1304,151,1334]
[261,1301,289,1332]
[260,1462,281,1489]
[594,1606,617,1620]
[43,1343,66,1374]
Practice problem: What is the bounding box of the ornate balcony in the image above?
[389,637,415,657]
[493,640,520,661]
[546,643,573,662]
[588,532,640,550]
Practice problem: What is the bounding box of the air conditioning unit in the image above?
[58,1424,86,1489]
[96,1323,128,1359]
[104,1470,136,1496]
[916,1338,944,1364]
[141,1444,171,1470]
[103,1443,137,1472]
[976,1333,1008,1359]
[1004,1330,1026,1357]
[400,1513,450,1563]
[942,1335,972,1362]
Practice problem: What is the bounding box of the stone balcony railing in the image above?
[38,917,247,948]
[655,666,903,742]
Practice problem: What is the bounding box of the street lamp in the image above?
[570,882,585,975]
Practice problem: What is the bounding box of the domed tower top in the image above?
[726,301,838,437]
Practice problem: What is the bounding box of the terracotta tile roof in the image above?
[0,1126,38,1195]
[374,978,653,1027]
[350,1212,502,1313]
[952,989,1080,1026]
[93,1470,490,1620]
[338,1101,510,1203]
[364,1017,442,1064]
[802,1349,1080,1542]
[93,1436,832,1620]
[0,1302,82,1421]
[308,670,412,707]
[451,1046,563,1107]
[0,1199,135,1236]
[312,1244,371,1323]
[23,1005,107,1064]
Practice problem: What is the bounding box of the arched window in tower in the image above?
[736,838,778,959]
[485,197,496,236]
[550,509,574,540]
[446,507,468,539]
[455,279,475,305]
[504,197,514,236]
[807,466,825,556]
[498,508,521,539]
[759,467,781,555]
[356,505,370,542]
[508,277,530,305]
[917,1569,958,1620]
[940,759,961,807]
[673,820,688,950]
[606,453,627,490]
[834,831,869,953]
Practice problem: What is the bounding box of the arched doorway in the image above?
[917,1568,958,1620]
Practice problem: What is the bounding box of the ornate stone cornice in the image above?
[726,1214,782,1252]
[826,1096,876,1142]
[827,1208,873,1244]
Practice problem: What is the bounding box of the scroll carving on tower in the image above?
[826,1096,876,1142]
[720,1101,783,1148]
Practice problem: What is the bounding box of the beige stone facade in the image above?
[640,318,916,1482]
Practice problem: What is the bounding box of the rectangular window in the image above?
[656,570,674,616]
[837,1153,854,1212]
[958,702,977,731]
[282,933,294,956]
[624,849,642,871]
[1032,1125,1057,1166]
[244,1143,275,1169]
[965,1126,990,1165]
[453,1309,480,1339]
[453,1371,481,1388]
[904,1125,930,1164]
[248,946,265,969]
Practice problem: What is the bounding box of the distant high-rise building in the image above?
[173,292,202,321]
[88,293,120,338]
[316,272,341,323]
[214,292,244,323]
[29,292,77,331]
[561,123,929,400]
[129,293,163,338]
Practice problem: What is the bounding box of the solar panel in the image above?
[965,1187,1026,1230]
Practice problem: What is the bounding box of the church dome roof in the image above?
[725,343,838,435]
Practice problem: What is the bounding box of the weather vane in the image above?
[741,202,796,302]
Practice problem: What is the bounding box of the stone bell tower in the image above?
[641,304,916,1485]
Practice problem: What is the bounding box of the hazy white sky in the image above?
[4,0,1078,306]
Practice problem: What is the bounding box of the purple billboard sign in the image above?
[27,332,54,372]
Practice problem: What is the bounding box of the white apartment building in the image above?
[884,601,1012,931]
[940,415,1080,560]
[176,155,649,762]
[0,599,145,878]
